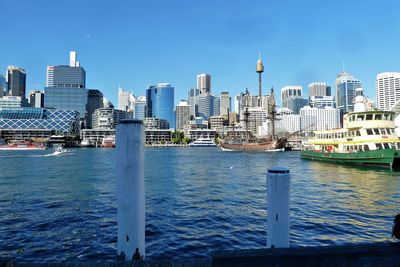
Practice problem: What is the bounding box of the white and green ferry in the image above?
[301,88,400,169]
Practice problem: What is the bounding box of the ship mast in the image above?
[243,90,250,139]
[268,87,277,139]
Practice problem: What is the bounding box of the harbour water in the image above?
[0,147,399,262]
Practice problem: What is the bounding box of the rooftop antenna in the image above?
[342,60,345,73]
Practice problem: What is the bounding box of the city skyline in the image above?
[1,0,400,106]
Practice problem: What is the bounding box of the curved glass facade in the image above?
[146,84,175,128]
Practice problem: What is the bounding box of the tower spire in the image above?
[256,53,265,102]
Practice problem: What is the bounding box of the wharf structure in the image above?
[0,107,80,141]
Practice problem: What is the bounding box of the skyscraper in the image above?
[7,66,26,98]
[220,92,231,117]
[281,86,307,114]
[29,90,44,108]
[175,100,190,130]
[197,94,220,119]
[376,72,400,111]
[188,88,199,118]
[146,83,175,128]
[86,89,104,128]
[335,71,362,113]
[308,82,331,97]
[0,74,6,97]
[44,51,88,119]
[134,96,146,120]
[118,87,135,112]
[197,73,211,95]
[281,85,302,102]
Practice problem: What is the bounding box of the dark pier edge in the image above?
[3,242,400,267]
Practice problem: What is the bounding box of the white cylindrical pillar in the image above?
[116,119,145,261]
[267,167,290,248]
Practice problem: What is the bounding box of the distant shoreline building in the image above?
[7,66,26,99]
[308,82,331,97]
[281,85,308,114]
[146,83,175,129]
[335,71,362,113]
[175,100,190,130]
[376,72,400,111]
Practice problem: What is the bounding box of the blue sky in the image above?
[1,0,400,106]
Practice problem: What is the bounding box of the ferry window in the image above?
[353,115,356,121]
[366,114,373,120]
[366,129,373,135]
[387,128,393,134]
[376,143,383,149]
[375,114,382,120]
[384,143,390,149]
[359,145,363,151]
[357,115,364,121]
[373,129,380,135]
[364,145,369,151]
[356,131,361,136]
[380,129,386,135]
[389,115,394,121]
[383,114,388,120]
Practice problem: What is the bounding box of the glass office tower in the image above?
[146,83,175,129]
[44,51,87,119]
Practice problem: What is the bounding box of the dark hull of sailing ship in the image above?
[220,137,286,152]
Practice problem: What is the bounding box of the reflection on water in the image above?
[0,148,399,262]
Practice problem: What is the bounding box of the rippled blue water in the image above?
[0,147,399,262]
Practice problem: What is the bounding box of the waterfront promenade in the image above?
[2,242,400,266]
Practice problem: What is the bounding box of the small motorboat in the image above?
[53,146,68,155]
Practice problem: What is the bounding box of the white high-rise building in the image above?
[276,108,301,134]
[175,100,190,130]
[300,106,340,132]
[197,73,211,95]
[118,87,135,112]
[309,96,335,108]
[376,72,400,111]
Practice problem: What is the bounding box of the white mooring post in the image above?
[267,167,290,248]
[116,119,145,261]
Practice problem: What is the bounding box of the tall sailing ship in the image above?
[220,87,287,152]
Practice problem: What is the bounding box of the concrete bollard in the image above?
[267,167,290,248]
[116,119,145,261]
